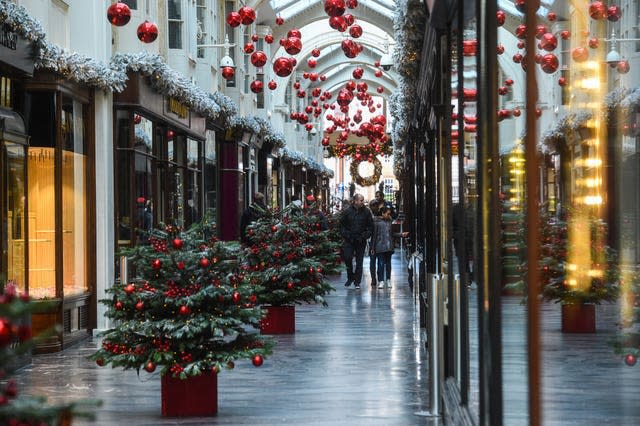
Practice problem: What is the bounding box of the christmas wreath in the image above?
[350,157,382,187]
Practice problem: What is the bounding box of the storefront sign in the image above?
[165,96,190,126]
[0,28,36,75]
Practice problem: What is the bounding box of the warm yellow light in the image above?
[567,279,577,287]
[583,195,603,205]
[566,263,577,271]
[581,78,600,89]
[588,269,604,278]
[583,178,602,188]
[576,158,602,167]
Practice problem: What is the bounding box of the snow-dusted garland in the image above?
[390,0,426,177]
[0,1,291,153]
[281,148,334,178]
[539,111,593,154]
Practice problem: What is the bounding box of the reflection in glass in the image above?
[4,143,26,293]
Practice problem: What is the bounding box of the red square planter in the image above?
[161,371,217,417]
[561,303,596,333]
[260,305,295,334]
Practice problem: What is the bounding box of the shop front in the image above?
[113,72,206,249]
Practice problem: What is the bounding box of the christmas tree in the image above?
[613,271,640,366]
[90,221,272,378]
[242,205,340,307]
[0,281,98,424]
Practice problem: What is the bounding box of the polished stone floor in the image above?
[13,254,437,425]
[12,252,640,425]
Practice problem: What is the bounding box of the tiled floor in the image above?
[11,253,640,425]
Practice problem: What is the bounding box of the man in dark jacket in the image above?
[340,193,374,289]
[240,192,267,244]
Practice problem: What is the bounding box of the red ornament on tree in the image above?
[179,305,191,315]
[135,300,144,310]
[115,300,124,310]
[250,80,264,93]
[324,0,346,17]
[172,238,183,249]
[144,361,156,373]
[137,21,158,43]
[151,259,162,270]
[251,51,267,67]
[625,353,637,366]
[124,284,135,294]
[252,354,264,367]
[232,291,241,304]
[107,2,131,27]
[238,6,256,25]
[96,358,105,367]
[200,257,210,268]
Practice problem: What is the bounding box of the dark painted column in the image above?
[218,139,244,241]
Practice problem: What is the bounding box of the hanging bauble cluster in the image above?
[106,2,158,44]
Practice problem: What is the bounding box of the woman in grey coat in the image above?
[371,206,394,289]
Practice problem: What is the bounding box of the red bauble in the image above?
[151,259,162,270]
[352,67,364,79]
[124,284,135,294]
[115,300,124,310]
[571,47,589,62]
[607,5,622,22]
[617,60,631,74]
[179,305,191,315]
[349,24,363,38]
[324,0,346,17]
[275,16,285,25]
[588,37,599,49]
[343,13,355,26]
[535,25,548,39]
[504,78,514,86]
[560,30,570,40]
[133,114,142,124]
[243,42,255,54]
[96,358,105,367]
[177,261,185,270]
[232,291,241,304]
[337,88,354,107]
[498,86,508,95]
[497,109,512,121]
[227,11,242,27]
[107,2,131,27]
[238,6,256,25]
[284,37,302,55]
[0,319,11,346]
[221,66,235,80]
[513,108,521,117]
[547,11,557,21]
[273,57,294,77]
[172,238,183,249]
[137,21,158,43]
[264,34,274,44]
[135,300,144,310]
[624,354,637,366]
[515,24,527,39]
[558,76,567,86]
[144,361,156,373]
[321,137,330,146]
[252,354,264,367]
[328,16,348,32]
[308,58,317,68]
[514,0,540,13]
[287,28,302,39]
[589,1,607,20]
[347,0,358,8]
[200,257,210,268]
[268,80,277,90]
[496,10,506,26]
[251,34,259,42]
[250,51,267,67]
[540,54,559,74]
[250,80,264,93]
[496,44,504,55]
[311,47,321,57]
[540,33,558,51]
[376,86,384,94]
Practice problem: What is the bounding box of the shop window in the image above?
[120,0,138,9]
[257,73,265,109]
[203,132,217,220]
[185,138,201,226]
[168,0,183,49]
[2,142,26,293]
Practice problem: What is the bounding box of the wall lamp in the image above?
[197,34,236,79]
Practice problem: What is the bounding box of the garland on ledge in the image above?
[350,157,382,187]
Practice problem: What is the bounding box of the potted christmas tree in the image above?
[0,280,98,424]
[242,206,340,334]
[90,221,272,417]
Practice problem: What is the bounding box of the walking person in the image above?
[368,200,380,288]
[371,206,394,289]
[340,193,373,290]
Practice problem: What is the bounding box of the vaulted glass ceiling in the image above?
[269,0,397,21]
